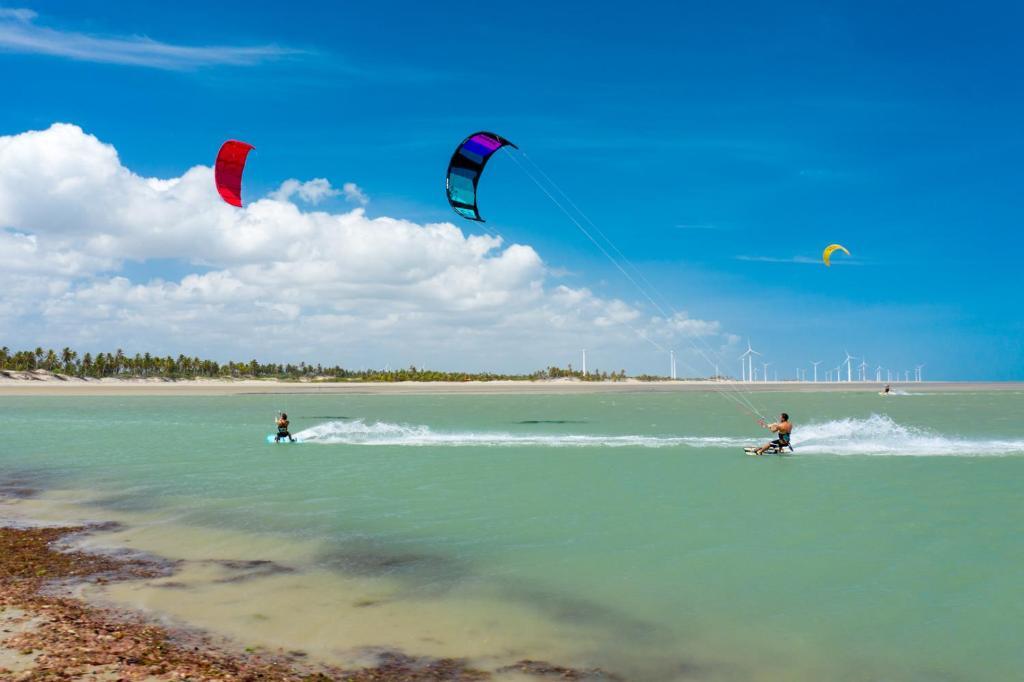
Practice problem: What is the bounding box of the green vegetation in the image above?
[0,346,638,382]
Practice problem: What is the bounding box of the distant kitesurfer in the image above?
[753,413,792,455]
[275,413,295,443]
[883,384,891,394]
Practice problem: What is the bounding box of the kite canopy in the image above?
[215,140,254,207]
[445,132,517,222]
[822,243,850,267]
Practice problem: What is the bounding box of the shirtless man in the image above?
[275,413,296,443]
[754,413,792,455]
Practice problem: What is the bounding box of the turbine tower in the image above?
[669,350,676,380]
[582,349,587,376]
[762,361,771,384]
[875,365,882,382]
[738,340,761,384]
[915,364,925,382]
[858,358,869,382]
[811,361,822,383]
[844,351,856,383]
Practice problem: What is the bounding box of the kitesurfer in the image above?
[753,413,792,455]
[883,384,891,394]
[275,413,295,443]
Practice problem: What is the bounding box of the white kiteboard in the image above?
[744,446,791,456]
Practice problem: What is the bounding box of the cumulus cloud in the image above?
[269,178,340,205]
[0,8,296,70]
[342,182,369,206]
[0,123,725,370]
[653,312,720,339]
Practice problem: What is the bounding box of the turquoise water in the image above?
[2,390,1023,680]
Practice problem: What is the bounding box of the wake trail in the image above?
[292,416,1024,457]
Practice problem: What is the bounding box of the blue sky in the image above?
[1,1,1022,378]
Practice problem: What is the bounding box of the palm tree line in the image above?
[0,346,633,382]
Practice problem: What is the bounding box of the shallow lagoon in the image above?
[3,390,1023,680]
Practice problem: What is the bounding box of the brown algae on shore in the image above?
[0,524,628,680]
[0,525,493,680]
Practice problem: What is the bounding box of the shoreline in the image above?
[0,522,497,681]
[0,517,619,681]
[0,474,630,681]
[1,376,1018,396]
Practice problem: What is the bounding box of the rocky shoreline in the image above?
[0,524,620,681]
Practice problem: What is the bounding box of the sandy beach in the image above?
[1,372,1018,396]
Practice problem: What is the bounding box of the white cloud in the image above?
[342,182,369,206]
[0,123,726,371]
[0,8,36,21]
[0,8,296,70]
[269,178,340,205]
[735,255,860,266]
[654,312,721,339]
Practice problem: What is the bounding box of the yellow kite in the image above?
[822,243,850,267]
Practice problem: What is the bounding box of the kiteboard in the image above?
[744,445,791,456]
[266,434,301,444]
[878,391,891,396]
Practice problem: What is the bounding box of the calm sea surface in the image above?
[2,390,1023,680]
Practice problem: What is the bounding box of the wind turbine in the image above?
[811,361,822,383]
[834,365,842,383]
[915,364,925,382]
[844,351,856,383]
[858,358,869,382]
[738,340,761,384]
[875,365,883,382]
[762,361,771,384]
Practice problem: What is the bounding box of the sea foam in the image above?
[293,419,703,448]
[292,415,1024,457]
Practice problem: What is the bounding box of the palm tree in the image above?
[60,347,74,374]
